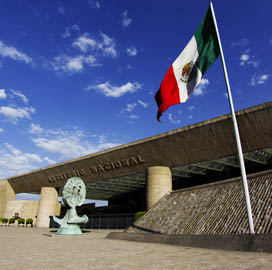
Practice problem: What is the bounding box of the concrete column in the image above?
[146,166,172,210]
[36,187,58,228]
[0,180,15,217]
[56,202,61,216]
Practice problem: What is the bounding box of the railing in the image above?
[49,213,134,230]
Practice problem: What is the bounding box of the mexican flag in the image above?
[155,6,220,122]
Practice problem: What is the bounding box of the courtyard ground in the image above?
[0,226,272,270]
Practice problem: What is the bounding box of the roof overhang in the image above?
[6,101,272,199]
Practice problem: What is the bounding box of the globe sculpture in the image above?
[53,177,88,235]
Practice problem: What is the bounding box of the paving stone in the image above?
[0,227,272,270]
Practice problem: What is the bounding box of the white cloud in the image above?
[32,137,82,159]
[250,73,270,86]
[52,31,117,74]
[121,103,137,113]
[73,32,117,58]
[5,143,21,156]
[0,143,44,178]
[129,115,138,119]
[240,54,249,62]
[100,32,112,46]
[25,153,43,163]
[11,89,28,104]
[1,127,120,178]
[168,113,181,125]
[32,128,120,160]
[88,0,100,9]
[52,54,100,74]
[58,6,65,15]
[0,89,7,100]
[127,47,138,56]
[99,32,117,58]
[87,81,142,98]
[240,50,259,67]
[29,123,44,134]
[103,47,117,58]
[0,128,3,133]
[121,10,132,27]
[149,88,155,95]
[66,56,84,71]
[0,90,34,124]
[193,88,203,96]
[96,1,101,8]
[188,106,195,111]
[0,40,32,64]
[138,100,148,108]
[85,55,98,66]
[230,38,249,47]
[62,24,80,38]
[0,106,35,124]
[43,156,55,165]
[72,33,96,53]
[97,135,119,150]
[193,78,209,96]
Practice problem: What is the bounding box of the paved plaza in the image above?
[0,227,272,270]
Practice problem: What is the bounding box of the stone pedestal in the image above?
[0,180,15,217]
[36,187,58,228]
[146,166,172,210]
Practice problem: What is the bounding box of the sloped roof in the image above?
[6,101,272,200]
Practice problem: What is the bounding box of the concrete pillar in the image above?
[146,166,172,210]
[56,202,61,216]
[0,180,15,217]
[36,187,58,228]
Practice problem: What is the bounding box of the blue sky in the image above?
[0,0,271,202]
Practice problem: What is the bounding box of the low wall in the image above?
[107,232,272,253]
[4,200,39,224]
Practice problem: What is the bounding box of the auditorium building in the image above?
[0,101,271,230]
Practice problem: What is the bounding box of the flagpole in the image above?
[209,2,255,234]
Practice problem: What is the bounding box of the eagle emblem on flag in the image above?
[180,61,197,83]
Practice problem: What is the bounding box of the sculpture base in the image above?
[56,224,82,235]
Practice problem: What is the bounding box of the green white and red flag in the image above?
[155,6,220,122]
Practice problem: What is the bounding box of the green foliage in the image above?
[134,211,146,221]
[3,218,8,224]
[8,218,15,224]
[26,218,33,224]
[18,218,25,225]
[0,217,3,223]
